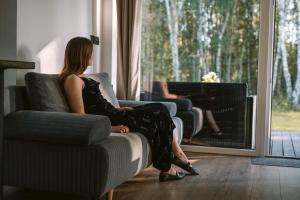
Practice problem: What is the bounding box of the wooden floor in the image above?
[270,130,300,158]
[4,153,300,200]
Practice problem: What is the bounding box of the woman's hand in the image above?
[111,125,130,134]
[118,107,134,112]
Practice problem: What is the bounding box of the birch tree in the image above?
[278,0,293,102]
[225,0,237,82]
[292,0,300,107]
[197,0,210,76]
[272,1,282,93]
[238,46,245,82]
[272,43,281,93]
[215,3,231,77]
[164,0,185,81]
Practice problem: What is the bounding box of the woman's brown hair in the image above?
[60,37,93,82]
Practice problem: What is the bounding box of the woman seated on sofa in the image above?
[59,37,198,182]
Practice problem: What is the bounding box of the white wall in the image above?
[100,0,117,91]
[16,0,92,84]
[0,0,17,87]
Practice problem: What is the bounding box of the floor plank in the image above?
[271,131,284,157]
[282,131,296,157]
[290,132,300,158]
[250,166,282,200]
[279,167,300,200]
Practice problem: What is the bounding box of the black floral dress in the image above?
[80,77,176,171]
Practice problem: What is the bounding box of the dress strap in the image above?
[79,76,100,88]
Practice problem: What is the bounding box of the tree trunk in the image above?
[281,39,293,102]
[278,0,293,102]
[164,0,184,81]
[273,44,281,93]
[215,10,230,77]
[292,0,300,107]
[247,45,252,92]
[197,1,210,77]
[238,46,245,82]
[225,41,232,82]
[225,0,237,83]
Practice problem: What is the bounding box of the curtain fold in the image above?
[116,0,143,100]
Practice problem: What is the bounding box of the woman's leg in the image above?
[126,104,187,176]
[205,110,221,132]
[171,130,199,175]
[172,131,189,163]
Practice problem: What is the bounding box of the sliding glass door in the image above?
[270,0,300,158]
[139,0,263,154]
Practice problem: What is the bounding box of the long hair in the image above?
[59,37,93,82]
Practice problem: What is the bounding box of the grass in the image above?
[272,111,300,131]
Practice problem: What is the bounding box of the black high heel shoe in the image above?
[159,171,185,182]
[172,156,199,175]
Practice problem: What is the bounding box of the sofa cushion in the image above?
[87,73,120,108]
[24,72,69,112]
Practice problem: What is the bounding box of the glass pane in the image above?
[140,0,260,149]
[270,0,300,158]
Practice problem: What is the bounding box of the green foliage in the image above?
[140,0,299,110]
[272,111,300,131]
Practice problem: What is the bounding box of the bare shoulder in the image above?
[64,74,84,90]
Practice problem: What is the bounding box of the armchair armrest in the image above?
[150,97,192,112]
[118,100,177,117]
[4,110,111,146]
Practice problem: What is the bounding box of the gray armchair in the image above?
[3,73,183,199]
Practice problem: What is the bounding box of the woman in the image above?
[60,37,198,182]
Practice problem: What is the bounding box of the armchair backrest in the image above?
[5,72,119,116]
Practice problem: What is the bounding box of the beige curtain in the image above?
[116,0,142,100]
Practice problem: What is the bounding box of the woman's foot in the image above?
[159,168,185,182]
[172,156,199,175]
[159,171,185,182]
[159,166,185,182]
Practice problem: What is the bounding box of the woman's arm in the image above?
[160,81,185,99]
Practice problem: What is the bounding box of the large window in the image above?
[140,0,260,149]
[270,0,300,158]
[141,0,260,92]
